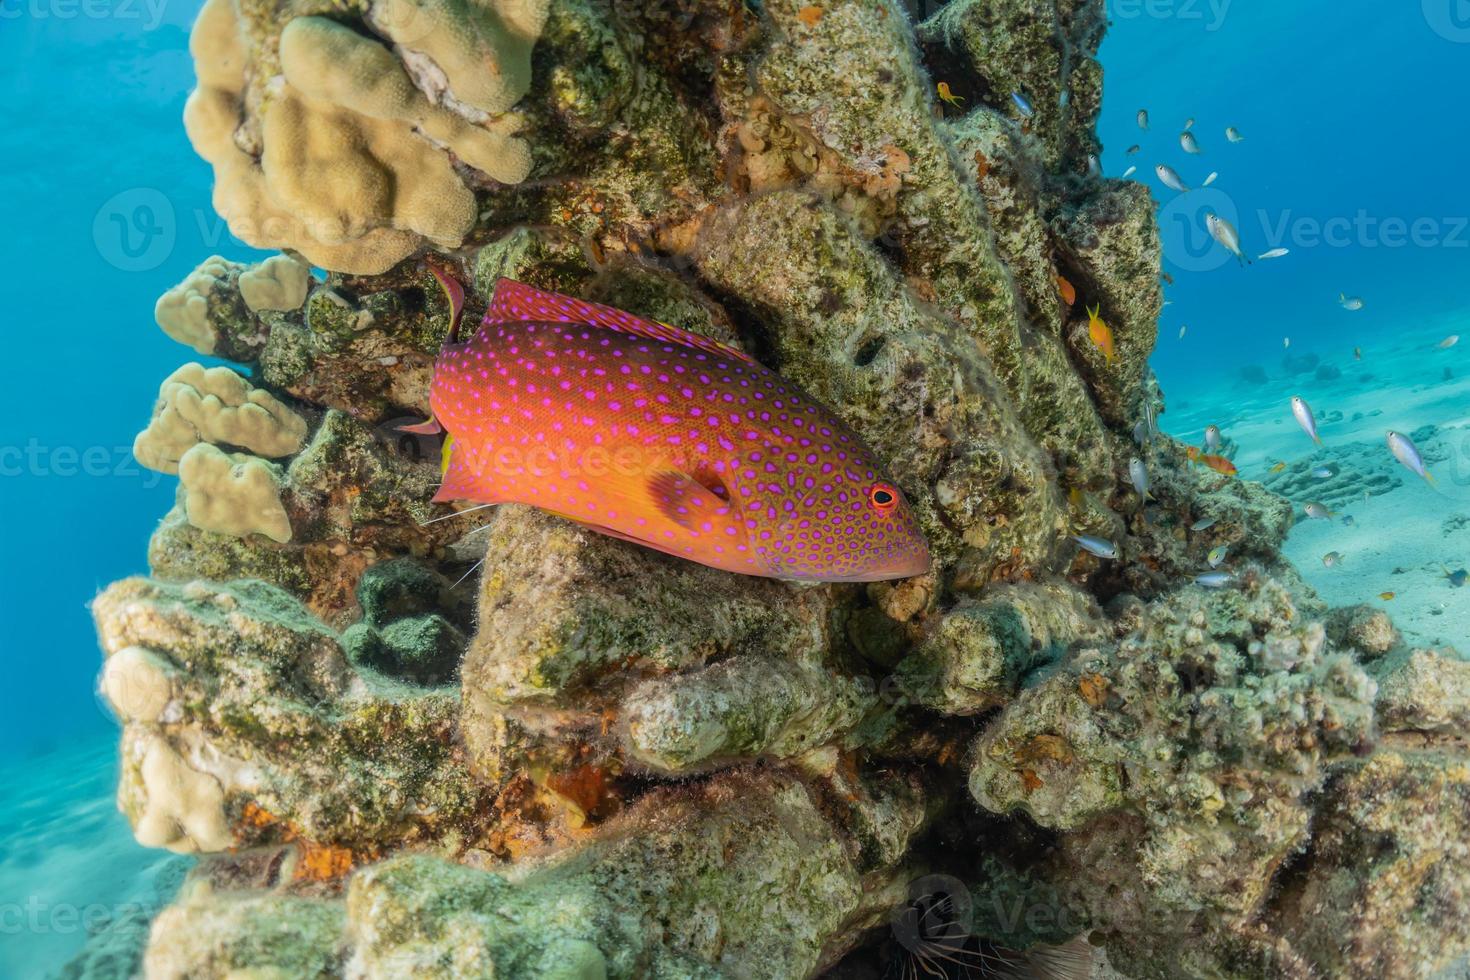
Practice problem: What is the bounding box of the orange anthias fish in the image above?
[425,279,931,582]
[1055,274,1076,307]
[936,82,965,108]
[1199,454,1238,476]
[1085,304,1115,364]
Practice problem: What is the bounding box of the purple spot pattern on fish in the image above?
[428,279,931,582]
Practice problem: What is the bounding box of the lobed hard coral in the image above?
[134,362,308,474]
[82,0,1470,977]
[183,0,546,274]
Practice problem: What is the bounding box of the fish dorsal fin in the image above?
[484,279,756,365]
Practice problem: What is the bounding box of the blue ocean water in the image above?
[1100,0,1470,390]
[0,0,1464,974]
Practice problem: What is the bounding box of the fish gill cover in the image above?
[73,0,1470,978]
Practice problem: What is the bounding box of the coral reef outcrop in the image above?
[88,0,1470,977]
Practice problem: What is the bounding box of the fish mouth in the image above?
[839,549,932,583]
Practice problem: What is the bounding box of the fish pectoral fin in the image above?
[397,416,443,436]
[646,468,740,536]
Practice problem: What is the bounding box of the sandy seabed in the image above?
[1165,311,1470,651]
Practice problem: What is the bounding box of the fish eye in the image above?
[868,482,898,513]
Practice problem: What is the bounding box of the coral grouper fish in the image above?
[424,278,930,582]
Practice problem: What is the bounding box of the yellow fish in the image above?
[1378,592,1396,601]
[1268,461,1286,474]
[1086,304,1116,365]
[936,82,965,108]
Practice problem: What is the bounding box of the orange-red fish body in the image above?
[1200,454,1237,476]
[1055,274,1076,307]
[429,280,930,582]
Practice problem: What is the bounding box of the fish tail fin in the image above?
[1424,469,1439,489]
[1312,434,1323,446]
[1086,303,1099,320]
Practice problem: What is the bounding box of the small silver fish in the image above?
[1304,502,1334,520]
[1129,457,1151,499]
[1191,517,1218,531]
[1258,248,1289,259]
[1204,424,1222,451]
[1181,132,1202,154]
[1312,463,1341,479]
[1437,335,1460,349]
[1184,117,1195,130]
[1179,325,1187,339]
[1088,154,1101,176]
[1195,571,1234,588]
[1226,126,1244,142]
[1072,534,1118,560]
[1156,164,1189,192]
[1133,420,1150,445]
[1138,109,1150,130]
[1322,551,1343,568]
[1122,165,1137,179]
[1284,336,1291,349]
[1339,293,1365,311]
[1291,396,1322,445]
[1387,430,1434,484]
[1126,144,1141,155]
[1206,212,1246,264]
[1341,515,1356,527]
[1012,92,1035,118]
[1208,545,1228,568]
[1202,171,1219,186]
